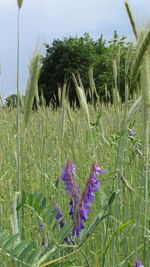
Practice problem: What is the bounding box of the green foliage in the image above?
[0,190,110,266]
[94,31,130,101]
[5,94,24,109]
[39,33,95,107]
[5,94,17,108]
[1,100,148,266]
[0,228,43,266]
[39,32,131,106]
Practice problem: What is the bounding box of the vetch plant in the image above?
[132,259,144,267]
[61,160,106,237]
[61,160,80,221]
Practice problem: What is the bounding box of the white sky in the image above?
[0,0,150,98]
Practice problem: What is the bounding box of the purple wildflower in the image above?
[132,259,144,267]
[39,223,45,246]
[128,128,135,137]
[72,162,105,237]
[53,203,69,243]
[52,204,64,228]
[61,160,80,219]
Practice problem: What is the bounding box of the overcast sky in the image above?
[0,0,150,98]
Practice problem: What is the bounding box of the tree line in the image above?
[5,31,134,108]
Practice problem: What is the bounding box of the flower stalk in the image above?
[61,160,105,237]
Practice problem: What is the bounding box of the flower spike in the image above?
[72,162,105,236]
[61,160,80,219]
[132,259,144,267]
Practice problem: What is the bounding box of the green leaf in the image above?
[79,213,109,245]
[107,191,119,208]
[117,220,133,231]
[0,228,43,266]
[56,222,73,243]
[0,230,10,243]
[2,233,20,250]
[11,240,30,256]
[18,242,36,261]
[26,246,43,264]
[11,192,20,236]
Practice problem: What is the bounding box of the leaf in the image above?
[117,220,133,232]
[106,191,119,208]
[0,228,43,265]
[79,213,109,245]
[55,222,73,243]
[11,240,30,256]
[11,192,20,237]
[18,242,35,261]
[2,233,20,250]
[0,230,10,243]
[26,246,43,264]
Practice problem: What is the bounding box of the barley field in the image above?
[0,1,149,267]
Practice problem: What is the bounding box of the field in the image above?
[0,92,149,266]
[0,1,150,267]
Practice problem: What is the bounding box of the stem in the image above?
[17,7,21,230]
[16,7,22,267]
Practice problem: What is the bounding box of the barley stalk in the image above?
[127,96,142,120]
[16,4,21,239]
[17,0,23,9]
[88,65,99,102]
[124,1,138,40]
[130,28,150,87]
[24,52,41,128]
[72,73,90,125]
[141,50,150,257]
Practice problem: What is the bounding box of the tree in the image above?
[93,31,130,102]
[39,32,131,107]
[39,33,101,107]
[5,94,17,108]
[5,94,25,108]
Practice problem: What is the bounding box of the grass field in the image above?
[0,95,149,266]
[0,1,149,266]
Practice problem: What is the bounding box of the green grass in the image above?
[0,100,149,266]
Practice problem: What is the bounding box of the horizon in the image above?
[0,0,150,99]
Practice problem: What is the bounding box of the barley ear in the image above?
[17,0,23,9]
[24,52,41,128]
[88,65,99,102]
[124,1,138,40]
[72,73,90,125]
[130,28,150,86]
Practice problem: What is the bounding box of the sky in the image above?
[0,0,150,98]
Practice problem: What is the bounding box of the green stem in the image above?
[17,7,21,231]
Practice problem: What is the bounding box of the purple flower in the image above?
[53,204,69,243]
[128,128,135,137]
[132,259,144,267]
[52,205,64,228]
[72,162,105,237]
[61,160,80,219]
[39,223,45,246]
